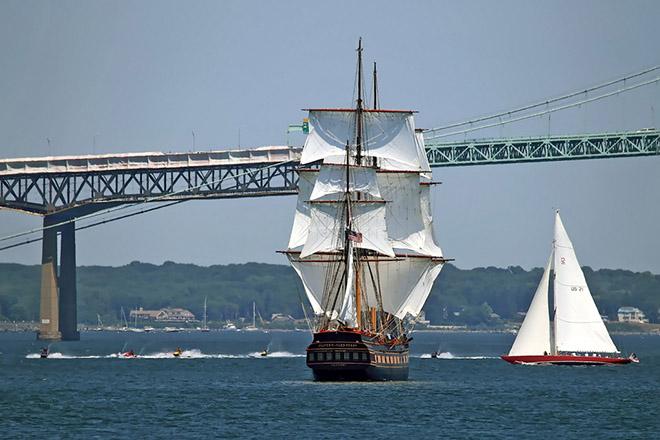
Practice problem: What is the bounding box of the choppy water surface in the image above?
[1,331,658,439]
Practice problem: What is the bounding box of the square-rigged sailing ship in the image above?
[281,40,449,381]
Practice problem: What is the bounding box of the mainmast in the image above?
[355,38,364,166]
[351,38,365,328]
[372,61,378,110]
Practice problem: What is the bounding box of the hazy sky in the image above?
[1,0,659,272]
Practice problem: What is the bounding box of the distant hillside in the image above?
[0,262,658,325]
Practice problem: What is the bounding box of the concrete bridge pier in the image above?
[37,216,61,341]
[37,216,79,341]
[59,221,79,340]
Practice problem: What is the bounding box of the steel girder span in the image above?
[0,146,300,341]
[0,146,301,215]
[424,130,660,167]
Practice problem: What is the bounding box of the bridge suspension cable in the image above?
[424,65,660,138]
[425,75,660,140]
[0,158,295,250]
[0,201,185,252]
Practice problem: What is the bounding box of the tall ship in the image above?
[502,211,639,366]
[282,40,448,380]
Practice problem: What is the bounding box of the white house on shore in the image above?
[617,306,648,323]
[130,307,196,322]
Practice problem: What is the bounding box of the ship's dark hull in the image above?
[306,330,409,381]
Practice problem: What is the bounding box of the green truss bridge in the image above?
[425,129,660,167]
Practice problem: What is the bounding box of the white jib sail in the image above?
[553,212,618,353]
[508,255,553,356]
[301,110,423,171]
[309,164,381,201]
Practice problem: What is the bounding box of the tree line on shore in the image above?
[0,261,658,325]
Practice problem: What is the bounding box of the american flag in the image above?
[346,229,363,243]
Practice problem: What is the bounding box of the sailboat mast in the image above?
[253,301,256,328]
[549,259,556,355]
[204,296,208,329]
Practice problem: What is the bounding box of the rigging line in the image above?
[425,65,660,134]
[425,76,660,140]
[0,159,295,244]
[0,200,183,253]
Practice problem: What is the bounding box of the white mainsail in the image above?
[300,201,393,258]
[286,108,444,327]
[553,212,618,353]
[361,258,443,319]
[508,255,552,356]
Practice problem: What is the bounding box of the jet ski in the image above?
[260,349,269,357]
[122,350,137,358]
[173,347,183,357]
[40,347,49,359]
[431,351,439,359]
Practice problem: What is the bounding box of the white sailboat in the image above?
[243,301,259,331]
[119,306,129,331]
[130,306,144,332]
[502,211,639,365]
[200,296,210,332]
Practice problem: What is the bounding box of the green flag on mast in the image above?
[287,118,309,134]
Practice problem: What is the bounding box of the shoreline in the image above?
[2,324,659,336]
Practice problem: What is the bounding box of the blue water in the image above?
[1,331,658,439]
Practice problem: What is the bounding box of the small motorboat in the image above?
[40,347,49,359]
[173,347,183,357]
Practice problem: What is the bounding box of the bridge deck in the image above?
[1,130,658,215]
[0,146,300,176]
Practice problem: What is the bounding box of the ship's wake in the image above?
[419,352,498,360]
[27,350,304,359]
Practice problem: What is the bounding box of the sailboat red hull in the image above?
[501,354,636,365]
